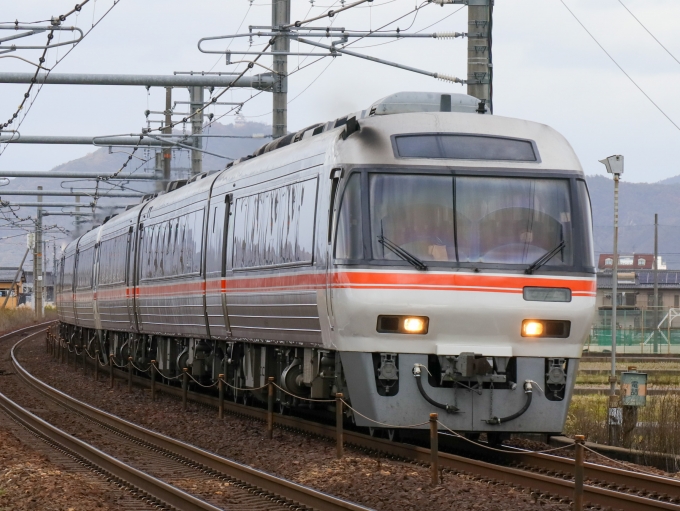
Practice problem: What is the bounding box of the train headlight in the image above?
[377,315,429,334]
[522,320,544,337]
[403,317,426,334]
[521,319,571,338]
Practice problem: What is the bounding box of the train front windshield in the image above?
[335,172,594,270]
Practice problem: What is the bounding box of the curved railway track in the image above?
[38,328,680,511]
[0,324,372,511]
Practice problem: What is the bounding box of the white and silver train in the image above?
[56,92,596,438]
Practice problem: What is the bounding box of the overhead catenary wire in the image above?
[617,0,680,67]
[559,0,680,133]
[0,0,121,159]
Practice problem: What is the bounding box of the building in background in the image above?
[592,254,679,352]
[0,267,26,309]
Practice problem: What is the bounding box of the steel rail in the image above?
[1,333,222,511]
[77,355,680,511]
[11,337,373,511]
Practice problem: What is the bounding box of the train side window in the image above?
[232,178,318,269]
[99,233,128,285]
[334,173,363,260]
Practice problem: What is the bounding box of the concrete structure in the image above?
[0,268,26,309]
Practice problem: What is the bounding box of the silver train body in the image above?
[57,92,596,435]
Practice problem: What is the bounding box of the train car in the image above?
[57,91,596,439]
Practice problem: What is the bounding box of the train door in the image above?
[93,240,102,331]
[125,225,138,331]
[205,192,231,338]
[325,168,343,329]
[73,248,81,324]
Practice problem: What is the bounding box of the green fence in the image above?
[587,309,680,353]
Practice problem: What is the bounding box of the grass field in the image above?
[0,307,56,335]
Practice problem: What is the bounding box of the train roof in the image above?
[62,92,583,255]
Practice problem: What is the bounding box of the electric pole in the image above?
[272,0,290,138]
[467,0,492,112]
[654,213,659,353]
[190,85,204,176]
[164,87,172,183]
[34,186,43,318]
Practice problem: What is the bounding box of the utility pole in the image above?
[34,186,43,318]
[654,213,659,354]
[599,155,623,446]
[190,86,204,177]
[53,242,57,303]
[164,87,172,183]
[467,0,492,112]
[272,0,290,138]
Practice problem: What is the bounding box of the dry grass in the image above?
[0,307,56,336]
[565,391,680,471]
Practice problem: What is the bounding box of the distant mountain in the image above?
[586,175,680,268]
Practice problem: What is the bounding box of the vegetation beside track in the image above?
[0,308,56,335]
[565,391,680,468]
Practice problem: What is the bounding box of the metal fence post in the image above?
[109,354,114,389]
[267,376,275,439]
[336,392,344,459]
[218,374,225,419]
[182,368,188,411]
[574,435,585,511]
[128,357,133,393]
[94,350,99,381]
[151,360,157,401]
[430,413,439,486]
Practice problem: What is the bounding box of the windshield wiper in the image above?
[377,235,428,271]
[525,240,566,274]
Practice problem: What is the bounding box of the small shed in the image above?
[0,268,26,309]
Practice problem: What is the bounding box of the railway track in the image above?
[39,329,680,511]
[13,326,680,511]
[0,324,372,511]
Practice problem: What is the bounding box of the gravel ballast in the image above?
[14,337,576,511]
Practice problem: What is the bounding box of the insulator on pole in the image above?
[435,73,465,85]
[434,32,466,40]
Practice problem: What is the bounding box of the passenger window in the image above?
[232,178,318,269]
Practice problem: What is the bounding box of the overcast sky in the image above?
[0,0,678,183]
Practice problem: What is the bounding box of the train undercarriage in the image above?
[58,322,575,440]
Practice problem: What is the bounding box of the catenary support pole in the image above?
[34,187,43,318]
[272,0,290,138]
[467,0,491,112]
[163,87,172,183]
[190,86,204,177]
[654,213,659,354]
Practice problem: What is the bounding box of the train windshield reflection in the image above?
[367,174,574,266]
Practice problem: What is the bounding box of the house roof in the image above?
[0,268,25,284]
[597,253,654,270]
